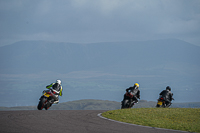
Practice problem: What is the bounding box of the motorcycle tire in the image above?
[37,98,47,110]
[156,104,161,107]
[121,99,129,109]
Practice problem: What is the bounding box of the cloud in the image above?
[0,0,200,46]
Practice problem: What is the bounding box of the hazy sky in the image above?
[0,0,200,46]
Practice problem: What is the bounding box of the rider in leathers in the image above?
[46,79,63,104]
[125,83,140,106]
[159,86,174,107]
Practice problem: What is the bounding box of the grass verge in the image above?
[102,108,200,133]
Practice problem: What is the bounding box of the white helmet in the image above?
[56,79,61,85]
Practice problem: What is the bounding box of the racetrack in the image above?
[0,110,188,133]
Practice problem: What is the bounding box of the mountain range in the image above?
[0,39,199,107]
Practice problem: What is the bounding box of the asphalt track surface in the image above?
[0,110,189,133]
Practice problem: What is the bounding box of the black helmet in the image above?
[166,86,171,91]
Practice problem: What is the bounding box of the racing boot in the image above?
[53,100,59,104]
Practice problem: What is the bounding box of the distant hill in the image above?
[51,99,120,110]
[0,99,199,111]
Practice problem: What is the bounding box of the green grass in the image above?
[102,108,200,133]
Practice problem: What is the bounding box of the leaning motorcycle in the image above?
[121,91,137,109]
[156,96,173,108]
[37,89,55,110]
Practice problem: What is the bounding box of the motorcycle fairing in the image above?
[157,101,162,105]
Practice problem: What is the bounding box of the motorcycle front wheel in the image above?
[156,104,161,107]
[121,99,129,109]
[37,98,47,110]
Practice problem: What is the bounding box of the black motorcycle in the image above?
[156,95,174,108]
[121,91,138,109]
[37,89,56,110]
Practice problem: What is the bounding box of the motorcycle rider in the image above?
[125,83,140,106]
[46,79,63,104]
[159,86,174,107]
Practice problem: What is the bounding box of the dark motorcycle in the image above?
[121,91,138,109]
[37,89,55,110]
[156,95,174,108]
